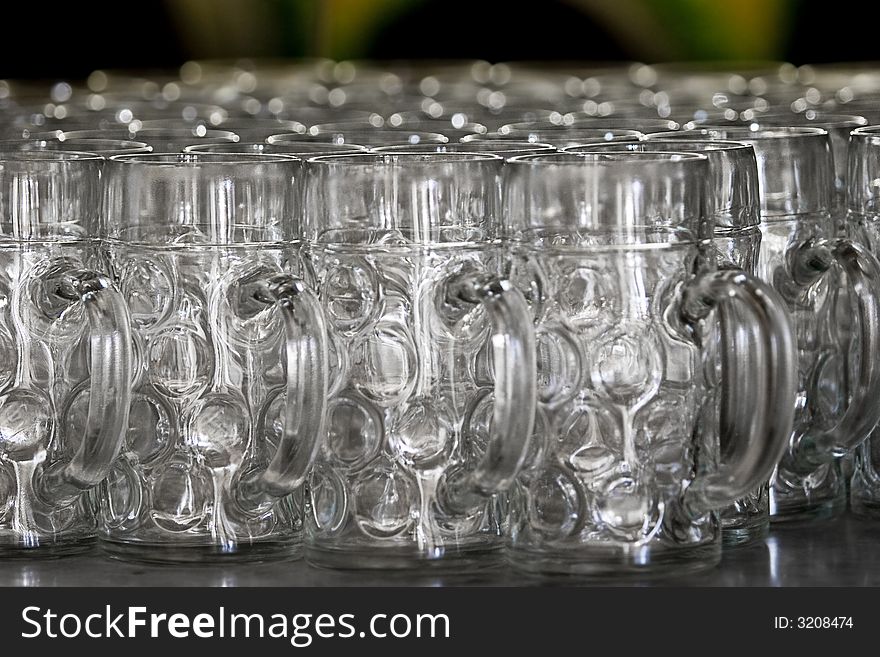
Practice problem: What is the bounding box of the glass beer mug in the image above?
[566,138,768,546]
[689,125,880,522]
[844,126,880,517]
[0,151,133,555]
[503,152,796,576]
[99,153,328,562]
[303,152,537,569]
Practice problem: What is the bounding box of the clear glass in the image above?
[463,128,643,149]
[99,153,328,562]
[183,142,369,156]
[272,128,448,147]
[566,139,767,545]
[688,125,880,522]
[502,152,796,577]
[0,152,133,555]
[373,141,556,157]
[845,126,880,518]
[0,138,153,156]
[499,117,681,135]
[303,153,537,570]
[56,128,239,153]
[172,118,306,143]
[693,114,868,226]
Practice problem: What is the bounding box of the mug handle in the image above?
[779,238,880,475]
[679,269,797,517]
[440,268,537,512]
[38,269,133,504]
[237,274,329,510]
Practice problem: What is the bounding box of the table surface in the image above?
[0,513,875,587]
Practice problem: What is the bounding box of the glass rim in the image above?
[849,126,880,141]
[59,127,240,139]
[500,117,681,131]
[303,128,449,138]
[307,152,504,166]
[676,125,829,139]
[0,149,105,163]
[0,137,152,149]
[182,141,369,154]
[107,152,301,166]
[641,136,756,151]
[373,141,556,153]
[506,151,709,166]
[463,128,644,141]
[755,112,868,128]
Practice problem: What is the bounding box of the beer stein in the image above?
[303,153,536,569]
[503,152,796,576]
[99,153,328,562]
[684,125,880,522]
[845,126,880,517]
[567,138,767,545]
[0,151,133,555]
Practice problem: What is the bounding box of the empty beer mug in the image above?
[0,151,133,555]
[567,138,767,545]
[303,153,536,569]
[99,153,328,562]
[844,126,880,517]
[689,125,880,522]
[503,152,796,576]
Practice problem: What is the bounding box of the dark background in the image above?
[1,1,878,79]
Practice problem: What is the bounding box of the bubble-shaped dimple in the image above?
[429,267,490,346]
[325,393,383,471]
[326,334,351,396]
[388,399,455,469]
[32,502,79,535]
[257,388,286,459]
[62,332,91,387]
[559,265,614,324]
[147,326,213,400]
[590,327,662,407]
[0,462,13,523]
[635,394,693,491]
[0,388,53,460]
[527,466,585,539]
[150,457,209,533]
[120,256,175,330]
[0,323,16,392]
[126,387,175,464]
[594,476,660,542]
[810,351,847,431]
[352,321,417,406]
[101,458,143,530]
[557,400,620,478]
[536,321,582,407]
[322,259,380,335]
[26,258,87,341]
[222,263,284,349]
[187,393,250,467]
[352,459,416,539]
[433,463,488,535]
[308,464,348,535]
[506,255,546,321]
[58,382,90,458]
[461,389,493,458]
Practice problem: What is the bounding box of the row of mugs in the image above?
[0,120,879,577]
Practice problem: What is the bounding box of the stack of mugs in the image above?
[1,59,880,578]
